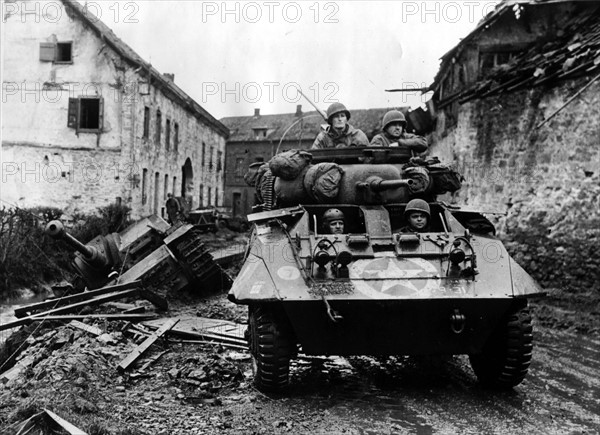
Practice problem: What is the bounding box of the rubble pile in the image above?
[0,310,256,434]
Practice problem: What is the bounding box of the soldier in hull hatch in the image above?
[311,103,370,149]
[400,199,431,233]
[370,109,428,153]
[322,208,345,234]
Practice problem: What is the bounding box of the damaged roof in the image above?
[454,5,600,104]
[221,107,412,143]
[60,0,229,137]
[431,0,600,104]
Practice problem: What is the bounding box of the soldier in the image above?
[322,208,345,235]
[400,199,430,233]
[370,110,428,153]
[166,193,181,225]
[311,103,369,149]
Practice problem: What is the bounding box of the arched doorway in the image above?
[181,158,194,210]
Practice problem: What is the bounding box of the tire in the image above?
[469,304,533,389]
[248,306,295,392]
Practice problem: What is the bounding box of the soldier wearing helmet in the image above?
[400,199,430,233]
[311,103,369,149]
[322,208,345,234]
[370,110,428,153]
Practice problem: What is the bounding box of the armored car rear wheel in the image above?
[248,306,295,392]
[469,305,533,389]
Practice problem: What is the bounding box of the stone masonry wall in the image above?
[430,78,600,292]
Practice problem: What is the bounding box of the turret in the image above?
[46,220,121,289]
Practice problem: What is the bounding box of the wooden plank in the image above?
[68,320,102,336]
[31,314,158,322]
[14,281,141,318]
[44,409,88,435]
[138,349,169,372]
[0,288,140,332]
[117,319,179,372]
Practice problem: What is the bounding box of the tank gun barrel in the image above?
[45,220,97,259]
[357,177,413,193]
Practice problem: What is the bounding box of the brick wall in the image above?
[430,78,600,292]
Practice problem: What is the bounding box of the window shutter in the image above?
[67,98,79,129]
[40,42,56,61]
[98,97,104,130]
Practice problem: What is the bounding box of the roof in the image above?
[430,0,593,94]
[220,107,411,143]
[60,0,229,137]
[440,3,600,106]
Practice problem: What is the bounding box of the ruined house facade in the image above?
[220,106,412,216]
[2,0,228,220]
[427,0,600,291]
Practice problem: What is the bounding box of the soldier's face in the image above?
[386,122,404,138]
[331,113,347,129]
[408,212,428,231]
[328,219,344,234]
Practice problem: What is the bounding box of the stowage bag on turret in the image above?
[274,166,311,205]
[269,150,312,181]
[303,162,344,202]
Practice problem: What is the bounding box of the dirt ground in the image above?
[0,228,598,434]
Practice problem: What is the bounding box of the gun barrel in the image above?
[45,220,95,259]
[357,177,413,192]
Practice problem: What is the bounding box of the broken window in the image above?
[174,123,179,152]
[67,97,103,131]
[209,146,213,170]
[217,151,223,172]
[479,51,520,76]
[165,119,171,151]
[199,184,204,207]
[156,110,162,145]
[143,106,150,138]
[40,41,73,63]
[201,142,206,167]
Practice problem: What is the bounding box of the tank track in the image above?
[172,227,232,291]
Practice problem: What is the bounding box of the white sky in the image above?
[104,1,502,119]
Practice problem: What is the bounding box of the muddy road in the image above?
[241,326,600,435]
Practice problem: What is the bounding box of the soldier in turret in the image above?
[311,103,369,149]
[370,110,428,153]
[322,208,345,234]
[400,199,430,233]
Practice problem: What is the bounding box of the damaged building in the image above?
[2,0,228,219]
[427,0,600,291]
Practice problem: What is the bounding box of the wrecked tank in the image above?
[46,216,231,293]
[228,147,544,392]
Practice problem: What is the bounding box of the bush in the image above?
[0,204,132,295]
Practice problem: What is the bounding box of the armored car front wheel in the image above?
[469,304,533,389]
[248,305,295,392]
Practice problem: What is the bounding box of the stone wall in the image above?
[430,78,600,292]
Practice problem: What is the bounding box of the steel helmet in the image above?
[323,208,345,224]
[404,199,430,218]
[326,103,351,123]
[382,110,406,130]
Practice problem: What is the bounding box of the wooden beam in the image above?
[0,288,140,332]
[44,409,88,435]
[13,281,141,318]
[68,320,103,336]
[117,319,179,372]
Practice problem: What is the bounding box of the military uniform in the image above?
[311,124,369,149]
[370,131,428,153]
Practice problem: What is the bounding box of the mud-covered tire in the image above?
[469,305,533,389]
[248,306,295,392]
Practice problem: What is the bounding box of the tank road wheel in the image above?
[248,306,295,392]
[469,305,533,389]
